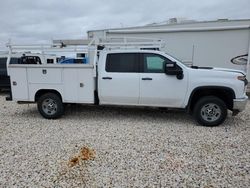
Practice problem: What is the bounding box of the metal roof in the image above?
[87,19,250,34]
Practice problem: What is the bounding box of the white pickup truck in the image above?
[7,49,248,126]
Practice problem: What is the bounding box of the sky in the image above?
[0,0,249,48]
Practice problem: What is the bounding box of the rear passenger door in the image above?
[98,53,140,105]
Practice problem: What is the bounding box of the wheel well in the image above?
[188,87,235,113]
[35,89,62,102]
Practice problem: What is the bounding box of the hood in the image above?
[213,67,246,75]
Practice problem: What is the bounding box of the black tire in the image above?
[193,96,227,126]
[37,93,64,119]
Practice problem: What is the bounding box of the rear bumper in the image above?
[233,96,248,112]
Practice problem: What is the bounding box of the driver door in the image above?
[139,53,188,108]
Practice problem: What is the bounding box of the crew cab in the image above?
[7,49,248,126]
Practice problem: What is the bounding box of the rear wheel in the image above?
[37,93,64,119]
[193,96,227,126]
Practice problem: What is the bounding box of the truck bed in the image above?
[8,64,95,103]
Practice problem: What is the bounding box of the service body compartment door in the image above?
[77,69,95,103]
[63,68,78,102]
[98,53,140,105]
[27,68,62,84]
[9,67,29,101]
[63,67,94,103]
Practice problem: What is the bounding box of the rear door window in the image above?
[106,53,139,73]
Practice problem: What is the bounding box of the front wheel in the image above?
[193,96,227,126]
[37,93,64,119]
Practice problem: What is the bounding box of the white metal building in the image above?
[88,19,250,80]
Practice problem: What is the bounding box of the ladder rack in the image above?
[6,43,89,53]
[5,37,166,77]
[7,36,166,53]
[53,36,166,51]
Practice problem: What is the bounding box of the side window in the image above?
[143,53,172,73]
[106,53,139,73]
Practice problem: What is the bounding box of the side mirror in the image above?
[165,62,184,80]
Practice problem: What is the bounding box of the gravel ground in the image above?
[0,93,250,187]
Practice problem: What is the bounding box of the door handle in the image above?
[142,77,153,80]
[80,83,84,87]
[102,77,112,80]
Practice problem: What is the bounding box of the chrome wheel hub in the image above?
[42,99,58,115]
[201,103,221,122]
